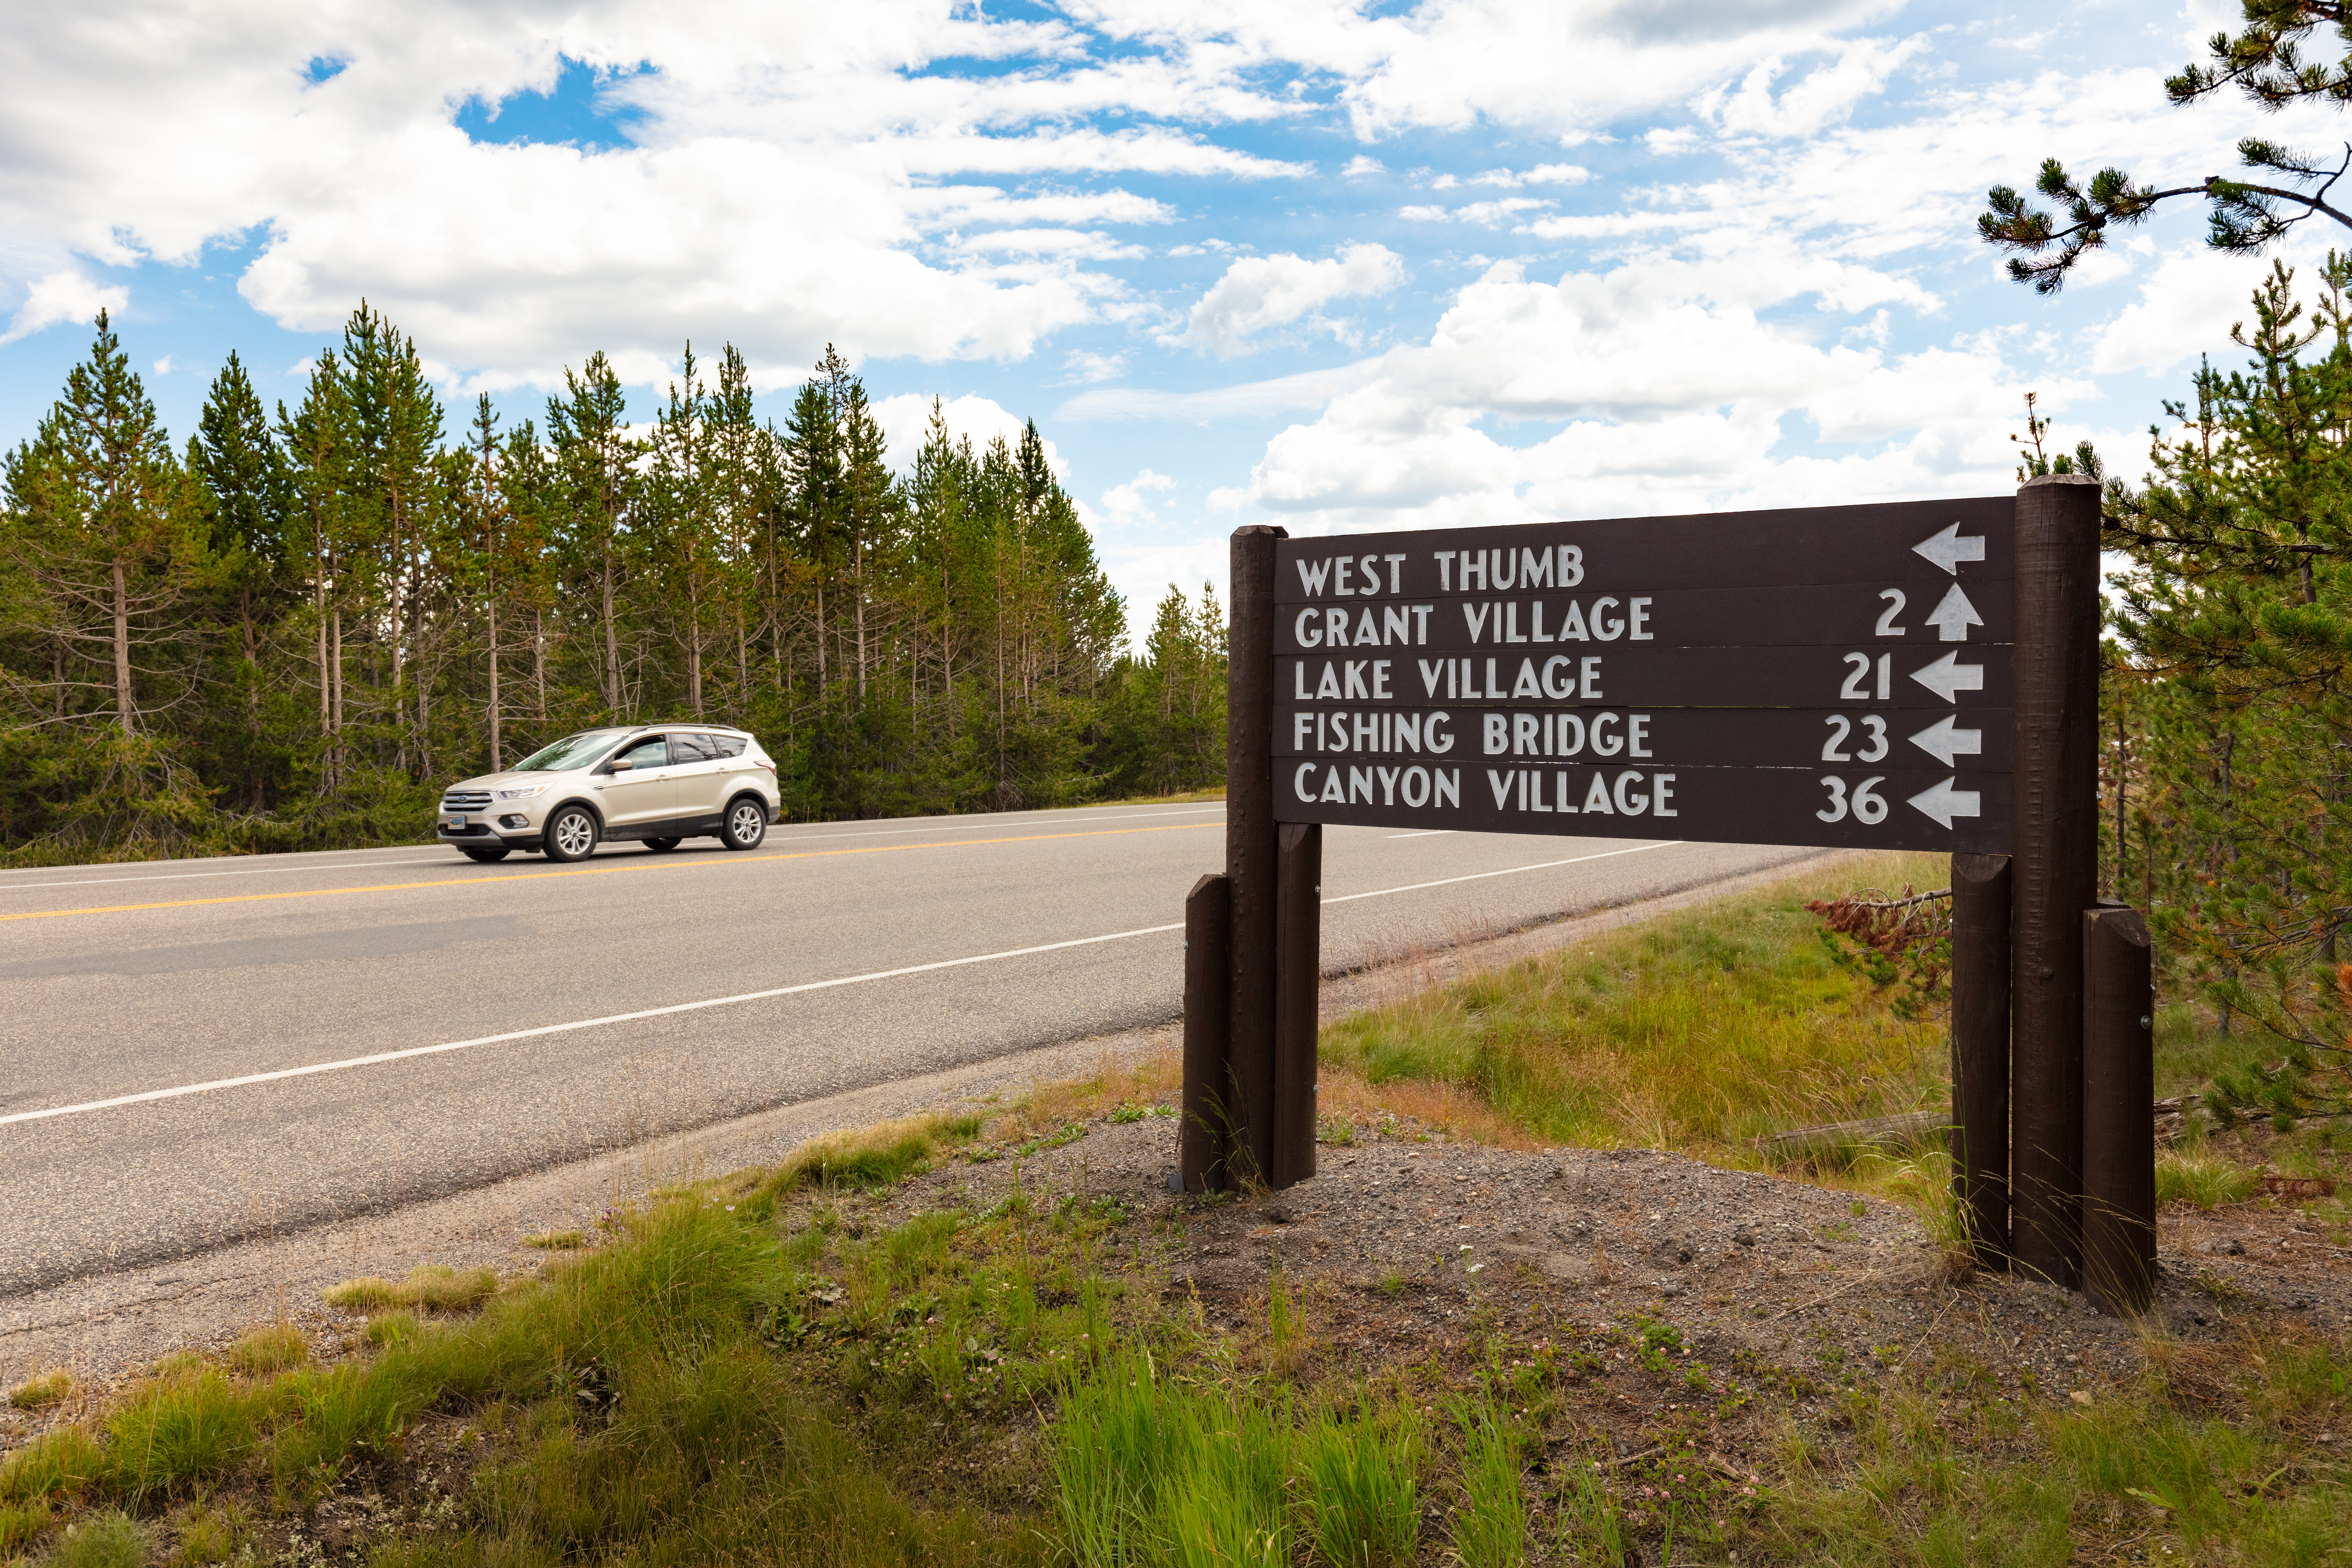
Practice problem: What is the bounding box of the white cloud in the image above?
[1211,258,2099,532]
[1172,243,1406,357]
[152,354,173,374]
[1059,349,1127,384]
[1341,155,1385,177]
[1098,466,1177,528]
[1468,163,1591,188]
[869,392,1066,476]
[1695,35,1929,139]
[0,270,130,345]
[2089,243,2324,376]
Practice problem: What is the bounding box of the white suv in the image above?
[436,726,783,864]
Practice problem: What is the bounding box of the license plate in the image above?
[446,814,467,828]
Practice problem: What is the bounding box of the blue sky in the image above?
[0,0,2325,641]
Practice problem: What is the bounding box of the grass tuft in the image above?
[6,1369,71,1410]
[322,1264,496,1315]
[0,1426,106,1503]
[522,1229,585,1250]
[2156,1148,2262,1209]
[225,1322,308,1378]
[43,1509,147,1568]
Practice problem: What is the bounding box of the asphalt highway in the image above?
[0,803,1818,1295]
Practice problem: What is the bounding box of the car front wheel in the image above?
[722,798,767,851]
[544,805,599,863]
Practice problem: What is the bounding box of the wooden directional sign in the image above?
[1270,498,2015,853]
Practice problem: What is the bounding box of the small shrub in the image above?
[6,1369,70,1410]
[227,1323,308,1377]
[523,1230,585,1250]
[44,1509,147,1568]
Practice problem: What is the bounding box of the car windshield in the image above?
[510,729,631,772]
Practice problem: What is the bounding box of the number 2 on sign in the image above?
[1821,715,1889,763]
[1840,652,1892,701]
[1818,775,1888,824]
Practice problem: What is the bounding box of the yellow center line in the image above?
[1,822,1223,923]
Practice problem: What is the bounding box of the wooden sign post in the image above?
[1181,482,2149,1310]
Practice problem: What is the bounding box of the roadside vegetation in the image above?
[5,854,2344,1566]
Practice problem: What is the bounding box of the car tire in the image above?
[460,847,510,863]
[721,796,768,851]
[544,805,600,863]
[644,837,681,853]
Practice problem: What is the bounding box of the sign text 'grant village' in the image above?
[1271,498,2017,854]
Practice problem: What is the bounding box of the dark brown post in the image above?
[1225,524,1285,1185]
[2082,904,2156,1315]
[1181,873,1233,1192]
[1950,852,2012,1267]
[1272,822,1321,1189]
[2011,473,2102,1288]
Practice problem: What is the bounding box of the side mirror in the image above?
[609,758,634,773]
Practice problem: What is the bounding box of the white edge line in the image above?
[1,921,1188,1127]
[1321,840,1680,903]
[7,837,1680,1128]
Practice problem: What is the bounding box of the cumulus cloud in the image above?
[869,392,1065,475]
[1,270,131,345]
[1695,35,1929,139]
[1172,243,1406,357]
[1097,467,1177,528]
[1208,258,2104,532]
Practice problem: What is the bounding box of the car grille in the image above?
[441,791,493,811]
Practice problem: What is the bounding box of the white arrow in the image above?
[1924,582,1984,642]
[1913,523,1987,575]
[1908,714,1983,767]
[1910,650,1985,704]
[1908,777,1982,830]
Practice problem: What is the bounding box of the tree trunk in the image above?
[111,556,136,734]
[487,597,501,771]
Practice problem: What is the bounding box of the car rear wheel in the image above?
[460,847,510,863]
[722,797,767,851]
[545,805,599,863]
[644,837,681,853]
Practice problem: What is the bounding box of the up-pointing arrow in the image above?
[1911,650,1985,704]
[1913,523,1987,575]
[1908,714,1983,767]
[1924,583,1983,642]
[1908,777,1982,830]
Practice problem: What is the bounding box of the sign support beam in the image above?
[1951,851,2012,1268]
[1226,524,1285,1187]
[2009,473,2102,1288]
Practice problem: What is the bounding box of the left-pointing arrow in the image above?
[1913,523,1988,575]
[1908,777,1982,829]
[1910,650,1985,703]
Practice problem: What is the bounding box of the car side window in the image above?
[616,737,667,770]
[709,735,746,758]
[669,733,713,764]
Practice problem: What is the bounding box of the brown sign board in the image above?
[1270,498,2016,854]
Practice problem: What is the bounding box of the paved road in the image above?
[0,804,1818,1295]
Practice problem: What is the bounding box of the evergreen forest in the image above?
[0,308,1228,864]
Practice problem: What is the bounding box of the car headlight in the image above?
[495,784,549,800]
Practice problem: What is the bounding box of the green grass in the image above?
[1319,853,1954,1156]
[224,1323,307,1379]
